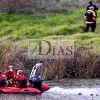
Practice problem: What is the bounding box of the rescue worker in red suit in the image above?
[84,6,96,32]
[0,72,6,87]
[3,65,16,87]
[15,70,27,88]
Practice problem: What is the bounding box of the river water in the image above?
[0,78,100,100]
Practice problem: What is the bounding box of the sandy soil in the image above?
[0,78,100,100]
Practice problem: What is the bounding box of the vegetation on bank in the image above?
[0,8,100,79]
[0,9,99,40]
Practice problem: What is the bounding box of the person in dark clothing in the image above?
[84,6,96,32]
[87,1,98,11]
[29,75,42,91]
[87,1,98,28]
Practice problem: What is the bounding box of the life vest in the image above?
[16,75,27,81]
[84,10,96,24]
[3,70,16,80]
[15,74,27,88]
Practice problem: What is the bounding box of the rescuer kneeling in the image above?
[15,70,27,88]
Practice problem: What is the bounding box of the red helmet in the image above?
[9,65,13,69]
[17,70,23,74]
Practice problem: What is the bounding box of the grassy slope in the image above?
[0,9,100,49]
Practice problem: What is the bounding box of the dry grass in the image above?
[0,42,100,80]
[0,42,31,76]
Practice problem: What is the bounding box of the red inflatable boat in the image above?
[0,83,50,94]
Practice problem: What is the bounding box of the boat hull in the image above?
[0,83,50,94]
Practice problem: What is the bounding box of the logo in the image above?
[28,39,74,59]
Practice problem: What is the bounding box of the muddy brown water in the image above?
[0,78,100,100]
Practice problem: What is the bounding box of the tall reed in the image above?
[0,42,100,80]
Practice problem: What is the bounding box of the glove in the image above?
[9,79,12,84]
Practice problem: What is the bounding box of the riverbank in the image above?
[0,7,100,80]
